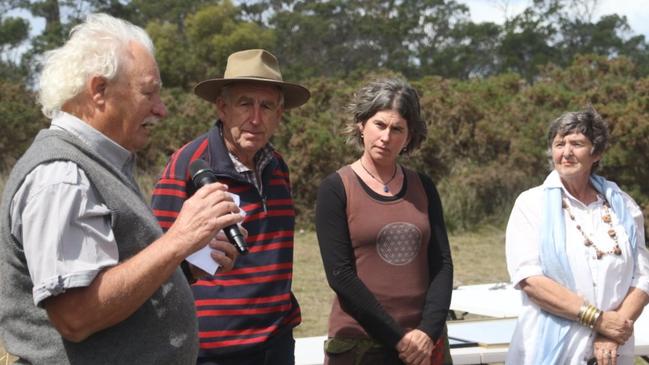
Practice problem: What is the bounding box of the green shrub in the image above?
[0,79,49,167]
[2,56,648,234]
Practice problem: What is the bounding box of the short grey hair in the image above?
[38,13,154,118]
[546,106,609,172]
[346,78,426,154]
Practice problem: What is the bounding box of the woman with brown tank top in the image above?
[315,78,454,365]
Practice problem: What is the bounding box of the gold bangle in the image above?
[577,304,602,328]
[581,305,591,326]
[589,308,603,329]
[577,304,589,324]
[585,306,597,327]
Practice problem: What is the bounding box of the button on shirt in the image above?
[505,170,649,364]
[10,112,135,306]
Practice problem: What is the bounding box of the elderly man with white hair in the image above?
[0,13,242,364]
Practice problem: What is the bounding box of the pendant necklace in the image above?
[360,159,398,193]
[562,194,622,259]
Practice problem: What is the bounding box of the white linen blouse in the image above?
[505,170,649,365]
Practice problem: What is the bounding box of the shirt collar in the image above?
[543,170,564,189]
[544,169,604,207]
[50,111,136,176]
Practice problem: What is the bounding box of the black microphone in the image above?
[189,159,248,255]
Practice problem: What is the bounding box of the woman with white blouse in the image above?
[505,107,649,365]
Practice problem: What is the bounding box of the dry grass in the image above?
[292,225,510,338]
[448,225,509,287]
[0,208,644,364]
[293,229,333,338]
[0,226,505,360]
[291,227,648,365]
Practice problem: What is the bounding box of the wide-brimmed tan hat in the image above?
[194,49,310,109]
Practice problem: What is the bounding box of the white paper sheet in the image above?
[186,193,244,275]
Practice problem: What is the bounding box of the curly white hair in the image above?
[38,13,154,118]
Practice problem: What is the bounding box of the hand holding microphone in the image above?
[189,159,249,255]
[162,168,242,273]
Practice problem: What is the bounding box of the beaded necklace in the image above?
[359,160,398,193]
[562,194,622,259]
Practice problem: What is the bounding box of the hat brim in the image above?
[194,77,311,109]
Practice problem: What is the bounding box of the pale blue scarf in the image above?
[534,173,638,364]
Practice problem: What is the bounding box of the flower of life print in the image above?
[376,222,422,265]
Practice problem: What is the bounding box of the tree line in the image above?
[1,0,648,232]
[3,0,649,83]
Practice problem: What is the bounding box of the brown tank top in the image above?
[328,165,431,339]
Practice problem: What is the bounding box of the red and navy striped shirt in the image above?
[151,122,300,357]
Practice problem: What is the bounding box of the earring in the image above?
[360,133,364,139]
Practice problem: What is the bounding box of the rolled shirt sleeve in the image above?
[623,191,649,295]
[632,247,649,295]
[10,161,118,306]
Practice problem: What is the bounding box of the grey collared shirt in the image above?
[10,112,133,306]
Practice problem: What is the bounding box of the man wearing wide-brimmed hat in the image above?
[151,49,310,364]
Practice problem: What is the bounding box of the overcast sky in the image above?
[458,0,649,38]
